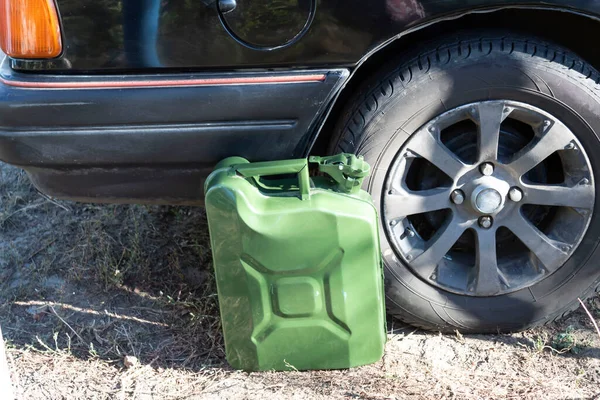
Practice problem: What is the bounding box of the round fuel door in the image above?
[217,0,315,50]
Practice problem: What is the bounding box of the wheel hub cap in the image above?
[470,177,510,215]
[474,188,502,214]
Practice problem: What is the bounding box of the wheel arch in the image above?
[307,6,600,155]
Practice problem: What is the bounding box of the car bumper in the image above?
[0,57,348,204]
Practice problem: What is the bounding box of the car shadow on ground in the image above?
[0,163,229,371]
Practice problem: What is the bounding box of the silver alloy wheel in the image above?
[383,100,595,296]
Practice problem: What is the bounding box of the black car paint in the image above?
[0,64,348,204]
[1,0,600,204]
[10,0,600,72]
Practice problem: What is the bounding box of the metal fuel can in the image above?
[205,154,386,371]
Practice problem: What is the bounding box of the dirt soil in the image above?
[1,161,600,400]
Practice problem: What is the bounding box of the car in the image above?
[2,0,600,333]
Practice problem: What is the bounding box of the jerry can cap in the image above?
[207,153,370,200]
[309,153,370,194]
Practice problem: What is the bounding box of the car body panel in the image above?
[2,1,600,204]
[9,0,600,72]
[0,59,348,203]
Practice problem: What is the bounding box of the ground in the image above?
[1,161,599,400]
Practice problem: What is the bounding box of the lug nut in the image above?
[479,162,494,176]
[450,189,465,205]
[479,216,493,229]
[508,187,523,202]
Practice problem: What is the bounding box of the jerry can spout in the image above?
[309,154,370,194]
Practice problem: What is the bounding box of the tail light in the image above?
[0,0,62,59]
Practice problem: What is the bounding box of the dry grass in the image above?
[8,347,230,399]
[1,161,600,399]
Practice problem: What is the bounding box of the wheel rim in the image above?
[383,100,595,296]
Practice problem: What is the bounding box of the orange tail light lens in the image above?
[0,0,62,59]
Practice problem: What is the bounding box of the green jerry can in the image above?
[204,154,386,371]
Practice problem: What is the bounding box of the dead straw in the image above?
[577,298,600,339]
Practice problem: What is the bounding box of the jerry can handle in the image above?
[233,159,311,200]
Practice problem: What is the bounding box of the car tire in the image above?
[331,32,600,332]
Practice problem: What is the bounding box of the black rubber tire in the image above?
[331,32,600,333]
